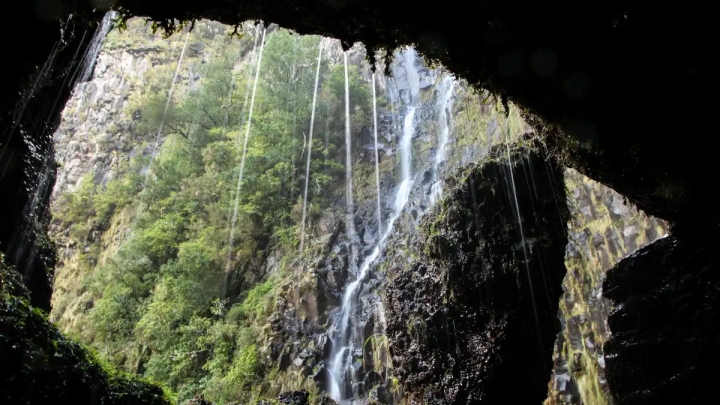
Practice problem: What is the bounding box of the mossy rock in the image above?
[0,256,172,405]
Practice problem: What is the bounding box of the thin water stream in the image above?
[227,27,267,270]
[372,73,383,235]
[299,38,324,260]
[329,103,417,403]
[144,31,191,188]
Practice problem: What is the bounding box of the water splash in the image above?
[299,38,324,260]
[227,27,267,270]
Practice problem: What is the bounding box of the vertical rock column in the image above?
[385,140,569,404]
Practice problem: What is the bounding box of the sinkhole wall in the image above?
[26,14,678,405]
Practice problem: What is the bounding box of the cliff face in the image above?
[241,48,511,402]
[49,19,250,332]
[549,169,667,405]
[47,21,524,402]
[45,17,673,405]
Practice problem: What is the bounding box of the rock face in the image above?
[385,141,570,404]
[547,169,667,405]
[260,210,349,394]
[49,18,239,330]
[602,231,720,405]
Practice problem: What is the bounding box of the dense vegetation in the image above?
[52,24,376,403]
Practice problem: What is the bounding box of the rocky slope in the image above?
[1,254,172,405]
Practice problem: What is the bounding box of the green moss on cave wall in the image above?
[1,254,173,405]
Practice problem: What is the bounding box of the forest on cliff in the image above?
[39,16,667,405]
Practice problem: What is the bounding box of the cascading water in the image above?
[299,38,324,259]
[76,12,117,84]
[402,48,420,105]
[328,100,418,404]
[372,73,383,235]
[227,27,267,270]
[429,75,456,204]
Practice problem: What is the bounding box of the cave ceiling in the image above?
[5,0,719,228]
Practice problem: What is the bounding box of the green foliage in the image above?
[52,25,378,403]
[228,277,276,325]
[204,344,260,403]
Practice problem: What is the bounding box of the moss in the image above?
[0,255,173,405]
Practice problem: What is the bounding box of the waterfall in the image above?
[143,31,191,188]
[372,73,383,235]
[299,38,324,260]
[402,48,420,105]
[227,27,267,270]
[429,75,456,205]
[328,101,417,404]
[75,11,116,84]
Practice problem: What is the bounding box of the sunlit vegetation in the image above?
[52,24,376,403]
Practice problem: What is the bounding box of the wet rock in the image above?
[622,225,638,252]
[603,231,720,404]
[385,140,569,404]
[608,193,631,220]
[277,390,310,404]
